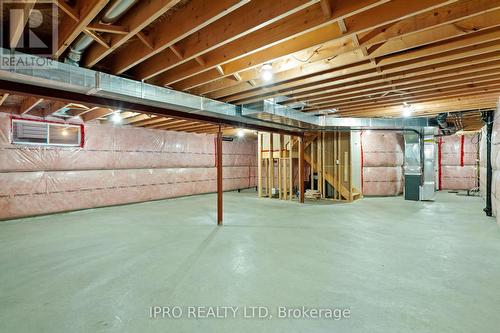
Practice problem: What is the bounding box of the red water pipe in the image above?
[360,131,364,193]
[460,135,465,167]
[438,137,442,191]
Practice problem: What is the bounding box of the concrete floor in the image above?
[1,191,500,333]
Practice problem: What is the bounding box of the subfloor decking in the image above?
[1,191,499,332]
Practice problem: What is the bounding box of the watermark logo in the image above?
[0,0,58,69]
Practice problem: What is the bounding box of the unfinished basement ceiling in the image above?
[1,0,498,121]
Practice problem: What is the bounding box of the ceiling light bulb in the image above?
[261,63,273,81]
[62,129,68,136]
[237,129,245,138]
[111,112,121,123]
[403,105,412,118]
[261,70,273,81]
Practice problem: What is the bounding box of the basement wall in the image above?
[0,113,256,220]
[439,133,479,190]
[361,131,404,196]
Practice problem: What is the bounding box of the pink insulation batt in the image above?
[0,113,257,219]
[361,131,404,196]
[439,134,479,190]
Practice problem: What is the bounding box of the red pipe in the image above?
[438,137,442,191]
[360,131,364,194]
[460,135,465,167]
[216,128,223,226]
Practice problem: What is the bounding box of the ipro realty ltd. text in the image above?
[150,305,351,320]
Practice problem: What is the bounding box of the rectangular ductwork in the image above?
[0,49,433,132]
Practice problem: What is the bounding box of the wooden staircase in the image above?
[304,152,361,201]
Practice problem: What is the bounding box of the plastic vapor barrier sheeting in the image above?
[0,113,257,219]
[361,131,404,196]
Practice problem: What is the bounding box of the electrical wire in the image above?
[291,46,323,63]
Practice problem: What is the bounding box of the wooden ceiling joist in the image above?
[320,0,333,18]
[282,50,500,104]
[147,119,188,129]
[86,23,129,35]
[225,28,500,104]
[307,80,500,113]
[154,120,203,131]
[132,0,319,80]
[337,94,499,117]
[55,0,110,59]
[181,0,500,98]
[332,91,500,116]
[42,101,67,117]
[82,0,182,68]
[80,108,114,122]
[302,63,500,107]
[175,123,220,132]
[160,0,454,89]
[204,9,500,102]
[0,94,8,107]
[122,114,157,125]
[110,0,248,75]
[130,117,176,127]
[19,97,44,115]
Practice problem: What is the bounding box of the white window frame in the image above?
[11,119,82,147]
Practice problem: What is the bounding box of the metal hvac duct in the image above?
[1,48,435,133]
[65,0,139,65]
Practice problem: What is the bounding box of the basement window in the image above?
[11,119,82,147]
